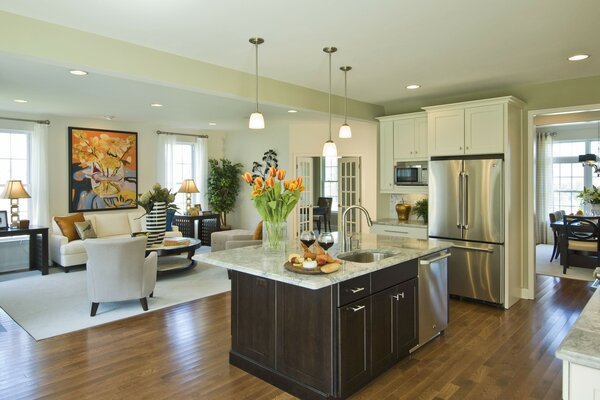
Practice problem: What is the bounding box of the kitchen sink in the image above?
[337,250,397,263]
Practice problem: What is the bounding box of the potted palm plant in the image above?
[413,198,428,223]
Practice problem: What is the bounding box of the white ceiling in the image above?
[1,0,600,129]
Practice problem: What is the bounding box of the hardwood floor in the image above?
[0,274,593,399]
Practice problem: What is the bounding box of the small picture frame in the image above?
[0,211,8,230]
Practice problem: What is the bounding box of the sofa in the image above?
[50,210,181,272]
[210,229,261,252]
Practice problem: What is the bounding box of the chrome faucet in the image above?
[340,205,373,252]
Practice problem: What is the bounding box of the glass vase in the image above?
[262,221,287,253]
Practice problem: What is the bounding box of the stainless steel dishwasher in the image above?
[411,250,450,352]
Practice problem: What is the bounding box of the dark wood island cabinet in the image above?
[229,258,418,400]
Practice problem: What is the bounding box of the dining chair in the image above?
[562,215,600,274]
[548,211,562,261]
[313,197,333,233]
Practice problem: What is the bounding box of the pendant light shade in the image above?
[339,66,352,139]
[249,37,265,130]
[322,46,338,157]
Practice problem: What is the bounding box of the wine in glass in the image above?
[317,232,334,251]
[300,230,316,249]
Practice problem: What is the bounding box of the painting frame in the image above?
[0,210,7,230]
[68,127,138,213]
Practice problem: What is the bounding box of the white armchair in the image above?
[84,236,157,317]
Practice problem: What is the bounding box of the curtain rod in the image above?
[0,116,50,125]
[156,130,208,138]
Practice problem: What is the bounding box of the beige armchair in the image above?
[211,229,261,252]
[84,236,157,317]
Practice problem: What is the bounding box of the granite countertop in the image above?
[373,218,428,229]
[196,233,451,290]
[556,287,600,369]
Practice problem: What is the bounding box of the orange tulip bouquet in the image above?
[242,167,304,251]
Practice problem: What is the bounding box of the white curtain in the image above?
[195,137,208,210]
[156,134,177,191]
[535,131,554,244]
[30,123,50,227]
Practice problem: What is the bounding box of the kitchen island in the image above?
[197,234,451,399]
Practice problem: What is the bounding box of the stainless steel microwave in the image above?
[394,162,428,186]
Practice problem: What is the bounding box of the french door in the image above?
[338,157,361,235]
[295,157,314,238]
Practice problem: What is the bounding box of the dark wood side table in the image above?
[0,225,49,275]
[172,213,221,246]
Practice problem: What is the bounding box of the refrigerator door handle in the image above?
[457,173,463,228]
[452,244,494,253]
[463,172,469,229]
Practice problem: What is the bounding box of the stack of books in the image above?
[163,238,191,247]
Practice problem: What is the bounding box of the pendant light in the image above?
[249,37,265,129]
[322,46,338,157]
[339,66,352,139]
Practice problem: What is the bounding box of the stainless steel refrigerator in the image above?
[428,155,505,305]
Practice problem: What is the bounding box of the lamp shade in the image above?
[249,112,265,129]
[339,123,352,139]
[322,140,337,157]
[579,154,598,164]
[178,179,200,193]
[0,180,31,199]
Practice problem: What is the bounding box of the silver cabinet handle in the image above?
[420,252,451,265]
[384,229,409,234]
[350,287,365,294]
[392,292,405,300]
[349,305,365,312]
[452,244,494,253]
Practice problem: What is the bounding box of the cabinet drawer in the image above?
[371,259,418,293]
[338,274,371,306]
[370,224,428,239]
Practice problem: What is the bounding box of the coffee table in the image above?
[145,237,201,274]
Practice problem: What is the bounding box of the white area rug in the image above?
[0,256,230,341]
[536,244,595,282]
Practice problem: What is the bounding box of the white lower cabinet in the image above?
[370,224,427,240]
[563,361,600,400]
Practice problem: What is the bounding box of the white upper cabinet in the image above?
[425,97,516,157]
[393,116,428,160]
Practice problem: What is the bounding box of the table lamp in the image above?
[1,180,31,228]
[178,179,200,214]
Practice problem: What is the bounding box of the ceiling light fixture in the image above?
[339,66,352,139]
[69,69,88,76]
[568,54,589,61]
[103,115,115,120]
[249,37,265,130]
[150,103,163,107]
[406,84,421,90]
[13,99,28,103]
[288,109,298,113]
[322,46,338,157]
[209,122,217,126]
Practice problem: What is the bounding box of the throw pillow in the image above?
[54,213,85,242]
[74,221,97,240]
[252,221,263,240]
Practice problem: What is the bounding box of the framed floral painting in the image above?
[68,127,138,212]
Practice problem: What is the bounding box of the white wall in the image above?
[223,123,290,230]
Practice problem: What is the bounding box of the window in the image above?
[0,131,30,220]
[552,140,599,214]
[323,156,338,211]
[172,143,195,212]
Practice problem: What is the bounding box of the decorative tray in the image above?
[283,261,340,275]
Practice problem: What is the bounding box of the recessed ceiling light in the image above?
[568,54,589,61]
[13,99,28,103]
[104,115,115,120]
[209,122,217,126]
[69,69,88,76]
[288,109,298,113]
[150,103,163,107]
[406,84,421,90]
